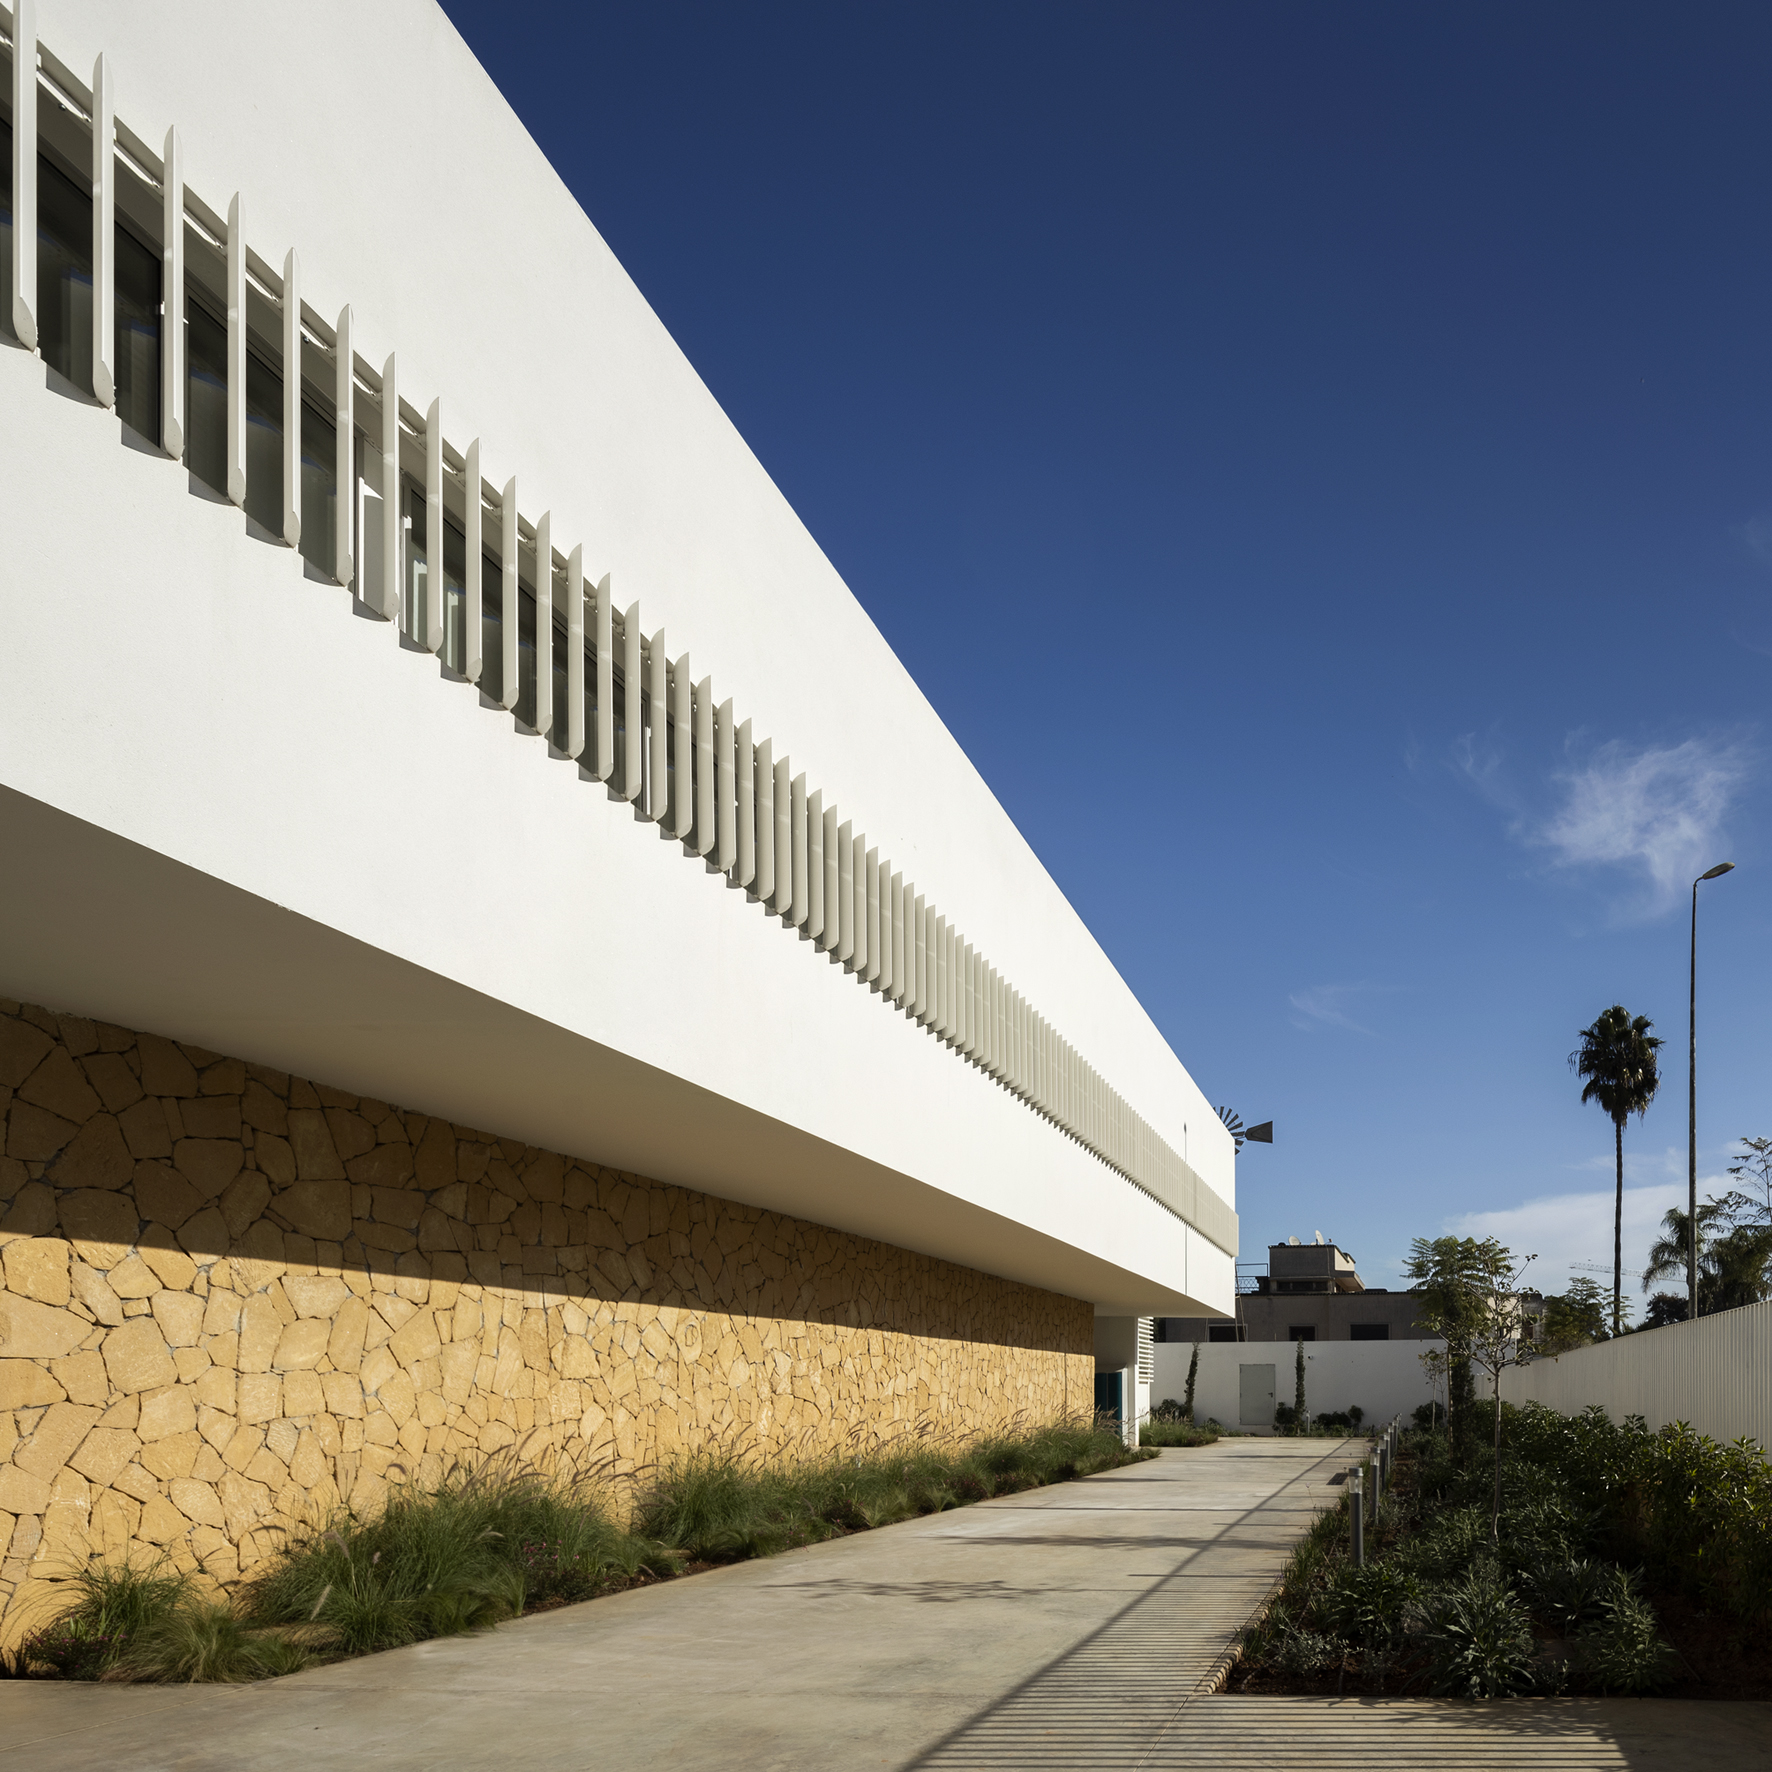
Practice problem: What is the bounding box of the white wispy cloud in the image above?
[1530,736,1746,917]
[1289,982,1393,1036]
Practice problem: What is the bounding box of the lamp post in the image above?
[1690,862,1736,1316]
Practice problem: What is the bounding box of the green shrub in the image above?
[1574,1568,1676,1695]
[14,1561,197,1680]
[1419,1564,1538,1698]
[1324,1559,1423,1651]
[1140,1420,1221,1448]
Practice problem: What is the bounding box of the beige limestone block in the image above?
[0,1016,54,1088]
[287,1111,345,1182]
[190,1443,225,1484]
[80,1052,142,1115]
[14,1401,99,1480]
[49,1349,109,1406]
[238,1295,282,1374]
[388,1309,440,1368]
[0,1360,66,1409]
[326,1297,368,1373]
[68,1262,124,1326]
[69,1425,139,1488]
[173,1346,211,1384]
[19,1048,102,1124]
[240,1082,288,1137]
[0,1466,53,1516]
[281,1369,325,1417]
[168,1479,225,1527]
[201,1290,243,1338]
[92,1485,141,1556]
[287,1428,327,1488]
[196,1405,236,1456]
[48,1115,133,1191]
[255,1134,296,1188]
[150,1291,204,1348]
[173,1139,242,1201]
[4,1238,72,1307]
[276,1179,349,1241]
[362,1410,399,1449]
[228,1220,287,1295]
[246,1446,289,1489]
[177,1207,230,1262]
[451,1295,482,1345]
[193,1366,235,1414]
[221,1424,262,1473]
[272,1320,329,1371]
[437,1341,477,1406]
[138,1386,199,1444]
[263,1418,299,1465]
[219,1173,272,1239]
[396,1417,427,1460]
[359,1345,398,1396]
[5,1102,76,1164]
[101,1319,177,1394]
[107,1257,162,1300]
[238,1374,281,1425]
[378,1370,416,1427]
[139,1243,198,1292]
[118,1101,174,1161]
[321,1371,363,1419]
[111,1460,160,1504]
[283,1275,349,1319]
[204,1331,239,1370]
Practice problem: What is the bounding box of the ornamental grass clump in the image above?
[636,1415,1143,1562]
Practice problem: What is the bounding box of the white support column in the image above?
[226,195,247,508]
[566,545,586,760]
[805,789,824,940]
[593,573,612,776]
[620,604,643,800]
[715,699,737,872]
[281,252,302,549]
[752,736,774,900]
[423,397,443,646]
[500,479,520,708]
[161,127,184,459]
[772,755,793,915]
[837,822,854,964]
[333,306,353,585]
[462,439,482,676]
[533,512,553,740]
[90,54,115,409]
[734,718,755,886]
[791,777,811,929]
[864,846,880,984]
[694,679,715,858]
[10,0,37,352]
[646,631,668,820]
[381,355,402,621]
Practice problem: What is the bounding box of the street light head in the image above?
[1699,862,1735,881]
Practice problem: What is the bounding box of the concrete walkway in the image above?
[2,1437,1763,1770]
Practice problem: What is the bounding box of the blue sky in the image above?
[443,2,1772,1305]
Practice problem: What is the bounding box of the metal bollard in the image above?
[1349,1467,1364,1566]
[1367,1456,1377,1527]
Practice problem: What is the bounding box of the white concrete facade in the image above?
[1153,1339,1443,1433]
[0,0,1235,1317]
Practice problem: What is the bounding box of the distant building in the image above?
[1156,1236,1436,1342]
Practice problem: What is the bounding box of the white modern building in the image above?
[0,0,1235,1622]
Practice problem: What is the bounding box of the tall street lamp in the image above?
[1690,861,1736,1315]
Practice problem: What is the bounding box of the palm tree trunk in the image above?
[1613,1117,1624,1336]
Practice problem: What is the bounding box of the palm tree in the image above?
[1644,1194,1772,1316]
[1571,1006,1663,1335]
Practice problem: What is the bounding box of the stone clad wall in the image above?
[0,1001,1092,1638]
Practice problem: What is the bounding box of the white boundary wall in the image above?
[1152,1339,1443,1434]
[1500,1302,1772,1449]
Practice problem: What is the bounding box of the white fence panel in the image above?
[1500,1300,1772,1448]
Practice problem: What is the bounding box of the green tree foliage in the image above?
[1294,1337,1308,1435]
[1183,1342,1199,1424]
[1570,1005,1663,1335]
[1405,1236,1535,1541]
[1728,1136,1772,1222]
[1539,1277,1608,1354]
[1643,1192,1772,1316]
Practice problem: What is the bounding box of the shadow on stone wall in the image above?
[0,999,1093,1632]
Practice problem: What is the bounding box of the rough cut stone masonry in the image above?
[0,1000,1093,1641]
